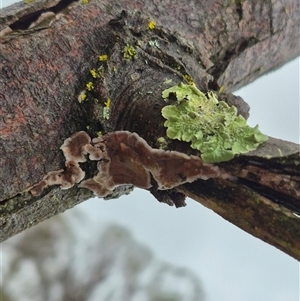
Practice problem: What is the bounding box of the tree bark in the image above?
[0,0,299,259]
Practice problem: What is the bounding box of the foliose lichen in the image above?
[161,83,268,163]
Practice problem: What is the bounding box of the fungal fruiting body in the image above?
[30,131,221,198]
[30,132,91,196]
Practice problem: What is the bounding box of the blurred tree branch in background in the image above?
[1,209,205,301]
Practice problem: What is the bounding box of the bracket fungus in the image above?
[30,161,85,196]
[30,131,224,205]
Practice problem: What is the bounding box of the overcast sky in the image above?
[1,1,299,300]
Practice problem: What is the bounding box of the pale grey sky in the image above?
[1,1,299,300]
[2,0,18,8]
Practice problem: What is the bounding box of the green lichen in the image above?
[156,137,168,149]
[161,83,268,163]
[164,79,173,85]
[103,98,111,119]
[103,107,110,120]
[148,40,160,48]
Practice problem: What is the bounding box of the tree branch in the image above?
[0,0,299,259]
[178,139,300,260]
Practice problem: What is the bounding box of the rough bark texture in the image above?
[0,0,299,259]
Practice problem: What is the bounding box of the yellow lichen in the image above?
[81,0,89,4]
[104,98,111,108]
[184,74,194,85]
[78,91,87,103]
[86,82,94,91]
[98,54,108,61]
[80,93,87,102]
[219,85,225,93]
[123,45,137,60]
[90,69,98,78]
[148,20,156,30]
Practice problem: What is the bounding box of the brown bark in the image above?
[0,0,299,259]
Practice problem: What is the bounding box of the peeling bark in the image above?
[0,0,299,259]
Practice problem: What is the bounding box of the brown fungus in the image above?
[60,131,91,162]
[79,131,221,197]
[30,131,222,200]
[30,179,48,197]
[30,161,85,196]
[29,131,90,196]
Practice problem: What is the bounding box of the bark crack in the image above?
[237,177,300,215]
[6,0,77,31]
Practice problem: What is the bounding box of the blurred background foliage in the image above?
[1,208,205,301]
